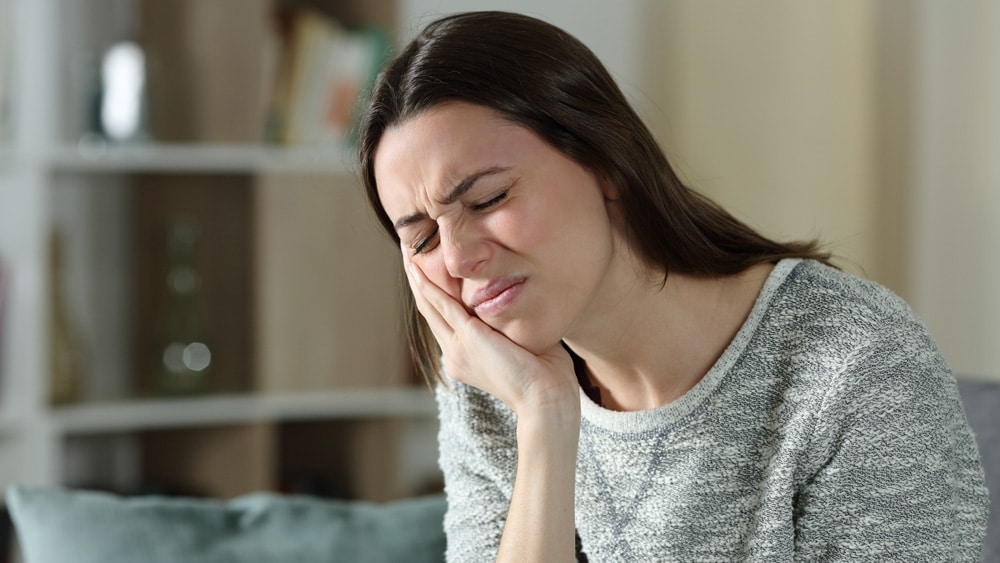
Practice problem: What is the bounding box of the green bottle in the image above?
[153,217,212,395]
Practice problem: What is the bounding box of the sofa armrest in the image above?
[958,377,1000,561]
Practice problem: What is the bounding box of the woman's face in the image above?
[374,102,622,354]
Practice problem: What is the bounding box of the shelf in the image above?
[51,386,437,435]
[3,0,424,501]
[46,143,358,175]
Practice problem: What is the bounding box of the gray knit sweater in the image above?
[436,259,989,562]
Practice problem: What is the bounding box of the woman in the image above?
[359,11,988,562]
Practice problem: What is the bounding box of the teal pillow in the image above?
[5,486,446,563]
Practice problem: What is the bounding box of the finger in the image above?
[404,251,478,341]
[401,254,449,332]
[405,259,483,337]
[401,254,462,339]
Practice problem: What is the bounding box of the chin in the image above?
[493,319,564,356]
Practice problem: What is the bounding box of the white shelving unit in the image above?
[52,387,436,436]
[46,143,358,175]
[0,0,444,514]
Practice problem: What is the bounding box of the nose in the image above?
[440,221,489,279]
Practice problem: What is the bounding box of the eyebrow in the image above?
[392,166,510,231]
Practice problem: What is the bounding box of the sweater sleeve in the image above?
[793,306,989,561]
[436,379,518,562]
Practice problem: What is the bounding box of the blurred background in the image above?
[0,0,998,556]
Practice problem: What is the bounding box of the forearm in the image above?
[496,404,580,563]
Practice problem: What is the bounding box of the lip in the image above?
[470,276,526,318]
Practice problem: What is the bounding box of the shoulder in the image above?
[764,260,970,456]
[753,260,961,439]
[775,259,918,336]
[768,265,987,527]
[765,259,945,377]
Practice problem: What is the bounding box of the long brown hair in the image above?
[358,11,830,383]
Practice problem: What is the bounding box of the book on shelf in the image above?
[267,10,389,147]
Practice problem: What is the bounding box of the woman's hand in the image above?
[407,255,580,562]
[404,255,579,420]
[406,255,581,562]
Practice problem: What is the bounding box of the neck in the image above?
[564,260,773,412]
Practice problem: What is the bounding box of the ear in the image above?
[600,177,620,201]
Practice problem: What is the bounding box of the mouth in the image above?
[470,277,526,318]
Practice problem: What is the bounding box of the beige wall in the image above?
[645,1,881,280]
[643,0,999,380]
[907,0,1000,380]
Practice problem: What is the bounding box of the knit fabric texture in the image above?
[436,259,989,562]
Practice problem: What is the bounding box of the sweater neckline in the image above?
[578,258,802,434]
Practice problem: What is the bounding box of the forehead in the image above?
[373,103,530,216]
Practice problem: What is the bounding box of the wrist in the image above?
[515,397,581,447]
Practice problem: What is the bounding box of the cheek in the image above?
[482,207,531,249]
[412,254,463,301]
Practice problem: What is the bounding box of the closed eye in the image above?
[472,190,508,211]
[412,228,439,255]
[411,187,508,254]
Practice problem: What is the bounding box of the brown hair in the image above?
[358,11,830,383]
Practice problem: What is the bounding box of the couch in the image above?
[5,487,446,563]
[958,377,1000,562]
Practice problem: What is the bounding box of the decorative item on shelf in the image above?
[266,10,389,147]
[76,40,152,154]
[150,217,213,396]
[48,229,89,405]
[134,177,253,397]
[95,41,150,144]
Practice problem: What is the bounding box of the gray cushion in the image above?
[958,378,1000,562]
[5,486,445,563]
